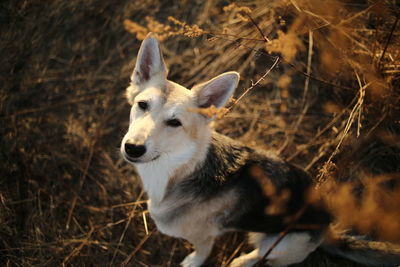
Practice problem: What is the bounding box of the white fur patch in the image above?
[231,232,322,267]
[135,140,197,204]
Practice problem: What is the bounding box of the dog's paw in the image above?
[229,257,245,267]
[180,251,206,267]
[229,252,260,267]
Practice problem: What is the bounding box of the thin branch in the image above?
[239,11,354,94]
[338,0,384,26]
[66,142,96,230]
[109,190,145,267]
[142,211,149,235]
[303,31,313,108]
[246,13,270,42]
[120,231,154,267]
[1,94,102,119]
[255,205,308,266]
[378,14,399,67]
[317,76,369,185]
[225,56,280,114]
[186,31,355,92]
[62,224,94,265]
[287,93,359,161]
[223,242,245,267]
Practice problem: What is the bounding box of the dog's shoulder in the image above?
[169,131,311,200]
[210,131,311,188]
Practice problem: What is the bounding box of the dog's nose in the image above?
[124,143,146,158]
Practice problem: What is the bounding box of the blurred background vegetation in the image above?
[1,0,399,266]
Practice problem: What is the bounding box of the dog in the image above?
[120,33,400,267]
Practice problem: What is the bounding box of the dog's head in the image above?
[121,34,239,165]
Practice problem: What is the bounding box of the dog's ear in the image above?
[131,33,167,85]
[193,72,239,109]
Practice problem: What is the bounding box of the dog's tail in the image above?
[322,235,400,266]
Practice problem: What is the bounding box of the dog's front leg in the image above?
[181,237,214,267]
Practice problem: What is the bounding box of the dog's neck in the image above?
[135,129,212,204]
[163,131,251,202]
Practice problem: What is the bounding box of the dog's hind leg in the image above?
[229,233,266,267]
[181,237,214,267]
[230,232,322,267]
[260,232,322,266]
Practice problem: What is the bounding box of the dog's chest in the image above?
[147,190,236,240]
[147,199,220,239]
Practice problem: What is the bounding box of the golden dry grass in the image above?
[1,0,399,266]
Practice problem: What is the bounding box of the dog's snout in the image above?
[125,142,146,158]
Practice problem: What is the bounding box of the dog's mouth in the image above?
[123,154,160,164]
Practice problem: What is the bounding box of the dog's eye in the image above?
[137,101,148,111]
[166,119,182,127]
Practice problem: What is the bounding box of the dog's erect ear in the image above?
[193,72,239,109]
[131,33,167,85]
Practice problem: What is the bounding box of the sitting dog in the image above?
[120,33,400,267]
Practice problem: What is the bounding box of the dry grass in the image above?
[1,0,399,266]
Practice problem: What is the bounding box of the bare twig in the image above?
[120,231,154,267]
[255,205,308,267]
[317,73,369,185]
[111,200,148,209]
[225,56,280,114]
[378,14,399,68]
[223,242,245,267]
[66,143,96,230]
[196,32,354,92]
[246,13,270,43]
[62,223,94,266]
[287,94,359,162]
[338,0,384,26]
[109,190,145,267]
[1,94,103,119]
[142,211,149,235]
[303,31,313,108]
[166,240,179,267]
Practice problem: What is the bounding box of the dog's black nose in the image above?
[125,143,146,158]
